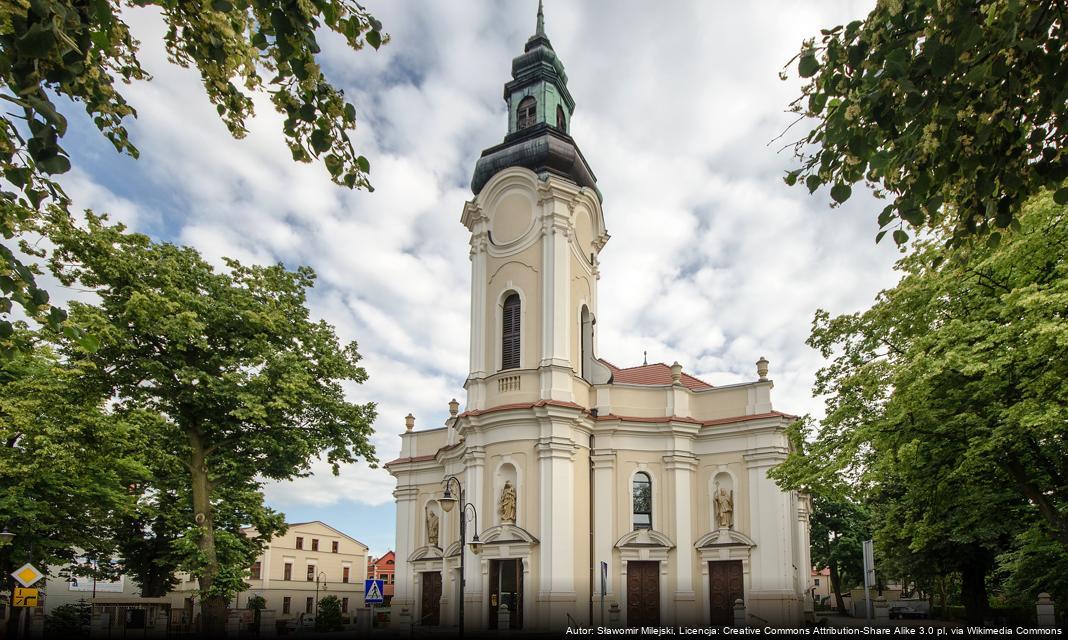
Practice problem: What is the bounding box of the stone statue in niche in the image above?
[499,480,517,523]
[715,482,734,529]
[426,509,439,546]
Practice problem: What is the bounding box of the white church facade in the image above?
[385,5,812,632]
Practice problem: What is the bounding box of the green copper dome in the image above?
[471,1,601,201]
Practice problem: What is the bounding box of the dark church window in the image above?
[556,105,566,131]
[502,293,521,370]
[517,96,537,130]
[632,472,652,530]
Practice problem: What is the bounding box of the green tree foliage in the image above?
[773,192,1068,622]
[44,600,91,638]
[45,211,378,635]
[315,594,343,632]
[0,335,147,633]
[0,0,386,356]
[811,493,868,615]
[783,0,1068,247]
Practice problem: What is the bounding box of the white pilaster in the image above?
[536,184,576,401]
[468,223,489,410]
[665,452,698,622]
[590,448,616,624]
[463,446,486,631]
[744,447,798,625]
[536,416,578,628]
[392,484,419,629]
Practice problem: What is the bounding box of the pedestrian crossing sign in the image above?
[364,579,385,604]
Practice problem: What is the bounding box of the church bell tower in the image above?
[461,1,613,411]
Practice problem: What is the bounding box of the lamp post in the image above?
[437,475,481,639]
[315,571,327,622]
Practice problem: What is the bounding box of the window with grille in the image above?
[517,96,536,130]
[502,293,521,370]
[632,472,652,530]
[283,597,291,614]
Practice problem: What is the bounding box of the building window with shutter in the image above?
[250,561,261,580]
[283,563,292,581]
[332,541,339,553]
[343,567,350,583]
[517,96,536,130]
[282,597,291,614]
[632,472,652,530]
[501,293,521,370]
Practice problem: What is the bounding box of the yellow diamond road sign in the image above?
[11,563,44,588]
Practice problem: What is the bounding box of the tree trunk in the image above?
[960,562,987,625]
[938,575,948,620]
[5,595,22,638]
[189,429,226,636]
[829,561,848,615]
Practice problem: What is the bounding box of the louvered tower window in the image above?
[556,105,566,131]
[502,293,521,370]
[517,96,537,130]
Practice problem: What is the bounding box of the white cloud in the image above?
[58,1,900,523]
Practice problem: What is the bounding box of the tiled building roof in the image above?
[600,359,713,390]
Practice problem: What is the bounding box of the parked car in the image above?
[890,605,928,619]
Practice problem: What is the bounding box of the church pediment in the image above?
[695,528,756,549]
[408,545,444,562]
[615,528,675,550]
[480,523,539,546]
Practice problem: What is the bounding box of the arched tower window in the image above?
[632,472,652,530]
[501,293,521,370]
[556,105,566,131]
[517,96,537,130]
[580,305,593,381]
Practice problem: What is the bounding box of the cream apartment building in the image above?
[170,521,369,624]
[385,4,812,634]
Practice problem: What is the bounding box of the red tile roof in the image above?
[600,359,713,390]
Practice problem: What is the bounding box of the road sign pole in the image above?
[862,539,874,620]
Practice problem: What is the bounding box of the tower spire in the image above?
[536,0,545,37]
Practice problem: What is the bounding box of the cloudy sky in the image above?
[57,0,900,556]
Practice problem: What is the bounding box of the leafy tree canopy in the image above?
[45,210,378,634]
[316,594,343,631]
[0,333,147,570]
[783,0,1067,247]
[0,0,386,356]
[774,192,1068,620]
[0,332,148,634]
